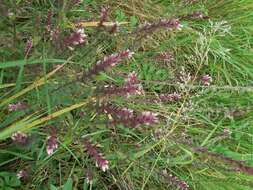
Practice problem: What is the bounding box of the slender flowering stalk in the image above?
[195,147,253,175]
[11,131,28,144]
[8,102,28,111]
[155,52,174,63]
[84,50,134,78]
[161,170,190,190]
[201,74,212,86]
[101,72,143,97]
[46,135,58,155]
[24,37,33,57]
[85,169,93,184]
[50,27,60,41]
[100,104,134,120]
[100,104,158,127]
[45,9,53,33]
[137,111,159,126]
[83,138,109,172]
[159,92,181,103]
[64,27,87,50]
[17,170,28,180]
[98,7,109,27]
[136,18,182,34]
[189,11,208,19]
[109,22,119,34]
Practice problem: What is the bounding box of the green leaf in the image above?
[63,178,73,190]
[130,16,138,28]
[0,59,66,69]
[50,184,58,190]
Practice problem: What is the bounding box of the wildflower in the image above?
[201,74,212,86]
[189,11,208,19]
[98,7,109,27]
[50,27,61,42]
[17,170,28,180]
[100,104,158,127]
[161,170,190,190]
[137,111,159,126]
[24,37,33,57]
[46,135,58,155]
[72,0,81,5]
[85,170,93,184]
[194,147,253,175]
[109,22,119,34]
[101,72,143,97]
[179,68,192,84]
[155,52,174,63]
[11,131,28,144]
[64,27,87,50]
[159,92,181,103]
[83,139,109,172]
[84,50,134,78]
[101,104,134,120]
[45,9,53,33]
[102,84,143,97]
[136,18,182,34]
[8,102,28,111]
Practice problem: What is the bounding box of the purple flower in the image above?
[11,131,28,144]
[85,50,134,78]
[100,72,143,97]
[155,52,174,63]
[161,170,190,190]
[45,9,53,33]
[83,139,109,172]
[188,11,208,19]
[109,22,119,34]
[64,27,87,50]
[85,170,93,184]
[101,104,134,120]
[136,18,182,34]
[46,135,58,155]
[98,7,109,27]
[159,93,181,103]
[17,170,28,180]
[137,111,158,126]
[8,102,28,111]
[201,74,212,86]
[125,72,138,85]
[100,104,158,127]
[24,37,33,57]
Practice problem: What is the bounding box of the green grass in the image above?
[0,0,253,189]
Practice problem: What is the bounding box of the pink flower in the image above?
[46,135,58,155]
[11,131,28,144]
[101,72,143,97]
[83,139,109,172]
[201,74,212,86]
[84,50,134,78]
[109,22,119,34]
[155,52,174,63]
[159,93,181,103]
[136,18,182,34]
[17,170,28,180]
[188,11,208,19]
[98,7,109,27]
[100,104,158,127]
[8,102,28,111]
[101,104,134,120]
[64,28,87,50]
[24,37,33,57]
[45,9,53,33]
[137,111,159,126]
[161,170,190,190]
